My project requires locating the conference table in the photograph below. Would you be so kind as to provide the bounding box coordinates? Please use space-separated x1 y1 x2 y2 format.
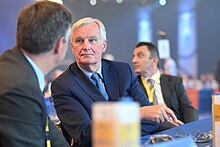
141 117 212 147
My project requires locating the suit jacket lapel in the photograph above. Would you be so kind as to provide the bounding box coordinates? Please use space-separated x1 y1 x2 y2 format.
102 61 119 101
160 74 172 107
137 75 149 98
70 62 106 102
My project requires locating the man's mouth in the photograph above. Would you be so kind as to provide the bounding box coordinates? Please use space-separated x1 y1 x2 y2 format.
81 54 93 56
133 65 139 69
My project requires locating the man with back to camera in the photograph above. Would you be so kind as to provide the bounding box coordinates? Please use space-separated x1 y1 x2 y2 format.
0 1 72 146
132 42 198 131
51 17 183 147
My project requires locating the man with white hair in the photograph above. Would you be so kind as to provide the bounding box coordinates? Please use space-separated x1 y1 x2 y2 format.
51 17 182 146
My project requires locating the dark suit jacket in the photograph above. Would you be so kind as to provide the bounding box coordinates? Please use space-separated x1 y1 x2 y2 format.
51 60 158 147
138 74 199 123
0 47 69 147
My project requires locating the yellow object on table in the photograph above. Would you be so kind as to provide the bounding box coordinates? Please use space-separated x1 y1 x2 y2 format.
92 101 140 147
212 94 220 147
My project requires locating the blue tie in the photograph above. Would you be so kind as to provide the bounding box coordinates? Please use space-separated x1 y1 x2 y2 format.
91 72 109 100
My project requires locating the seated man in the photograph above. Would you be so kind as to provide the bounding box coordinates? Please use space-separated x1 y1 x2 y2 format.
51 17 182 147
132 42 199 126
0 1 72 146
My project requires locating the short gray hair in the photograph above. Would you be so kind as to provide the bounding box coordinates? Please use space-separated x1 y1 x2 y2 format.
71 17 107 43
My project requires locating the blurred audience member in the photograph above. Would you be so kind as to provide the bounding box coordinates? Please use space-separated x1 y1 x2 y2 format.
102 53 115 61
44 69 64 123
185 73 218 90
44 69 64 97
199 73 218 90
214 56 220 91
182 74 190 88
163 57 178 76
207 73 218 90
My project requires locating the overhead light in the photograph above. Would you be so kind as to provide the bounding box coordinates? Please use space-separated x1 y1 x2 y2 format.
90 0 97 6
159 0 167 6
116 0 123 4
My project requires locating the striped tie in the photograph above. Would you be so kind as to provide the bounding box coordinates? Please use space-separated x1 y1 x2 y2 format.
91 72 109 100
147 79 154 90
147 79 158 105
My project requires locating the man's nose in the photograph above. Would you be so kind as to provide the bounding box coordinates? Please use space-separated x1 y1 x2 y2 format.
132 56 137 63
82 39 91 49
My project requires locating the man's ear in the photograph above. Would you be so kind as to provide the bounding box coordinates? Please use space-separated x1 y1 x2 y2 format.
102 40 107 53
151 56 158 64
54 36 65 54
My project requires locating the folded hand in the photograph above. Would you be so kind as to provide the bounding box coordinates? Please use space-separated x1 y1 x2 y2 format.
140 104 182 125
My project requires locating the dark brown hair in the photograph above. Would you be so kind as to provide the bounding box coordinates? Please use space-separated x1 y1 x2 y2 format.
16 1 72 54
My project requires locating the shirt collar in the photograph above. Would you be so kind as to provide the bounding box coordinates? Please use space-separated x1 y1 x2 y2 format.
145 70 161 83
23 54 45 92
79 63 103 79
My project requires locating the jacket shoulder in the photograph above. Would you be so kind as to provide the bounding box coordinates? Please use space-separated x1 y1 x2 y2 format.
161 74 182 81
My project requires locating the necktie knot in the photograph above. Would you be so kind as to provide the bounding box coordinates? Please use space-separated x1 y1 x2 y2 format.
91 72 100 84
147 78 154 90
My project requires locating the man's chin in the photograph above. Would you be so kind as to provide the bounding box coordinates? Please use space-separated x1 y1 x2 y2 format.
79 57 92 62
134 69 140 73
82 62 96 65
135 71 142 75
79 61 98 65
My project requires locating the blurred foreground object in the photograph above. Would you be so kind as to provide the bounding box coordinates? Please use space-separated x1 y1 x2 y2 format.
92 100 140 147
212 93 220 147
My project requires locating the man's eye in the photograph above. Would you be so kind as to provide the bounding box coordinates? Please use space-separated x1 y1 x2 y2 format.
138 53 144 58
75 39 83 43
89 38 97 43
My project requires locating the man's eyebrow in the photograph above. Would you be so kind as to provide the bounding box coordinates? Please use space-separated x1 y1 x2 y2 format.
89 36 97 38
137 51 144 54
74 37 83 40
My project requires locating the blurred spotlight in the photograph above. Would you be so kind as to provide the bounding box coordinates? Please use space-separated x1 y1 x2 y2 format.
90 0 97 6
36 0 64 5
159 0 167 6
116 0 123 4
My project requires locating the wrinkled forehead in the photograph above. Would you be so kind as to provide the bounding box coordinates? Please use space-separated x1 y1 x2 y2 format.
72 23 101 39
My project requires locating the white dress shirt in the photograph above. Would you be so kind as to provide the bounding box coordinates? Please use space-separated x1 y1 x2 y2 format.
146 71 166 105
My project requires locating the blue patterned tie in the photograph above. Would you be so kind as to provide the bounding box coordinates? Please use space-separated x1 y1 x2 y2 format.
91 72 109 100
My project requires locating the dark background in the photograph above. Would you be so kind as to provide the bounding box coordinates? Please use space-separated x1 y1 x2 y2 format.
0 0 219 77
